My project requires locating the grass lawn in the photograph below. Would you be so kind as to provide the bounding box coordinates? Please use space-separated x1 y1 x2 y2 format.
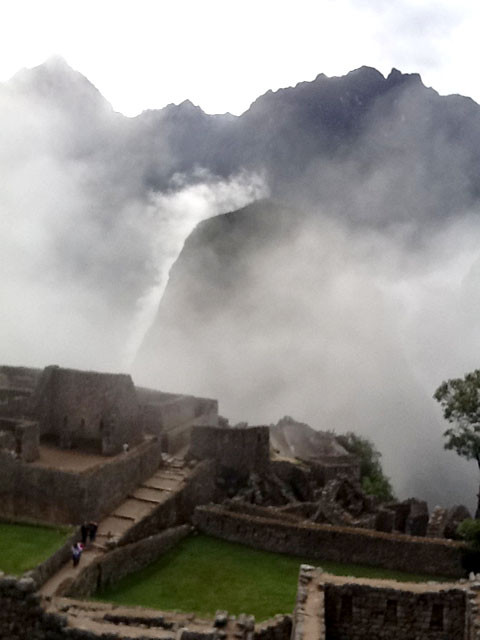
94 534 449 620
0 521 71 575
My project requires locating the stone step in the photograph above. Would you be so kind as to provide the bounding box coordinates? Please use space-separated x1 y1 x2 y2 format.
40 459 194 601
144 477 182 491
113 498 155 520
92 541 108 552
132 487 168 503
98 515 135 537
156 467 186 475
153 473 185 481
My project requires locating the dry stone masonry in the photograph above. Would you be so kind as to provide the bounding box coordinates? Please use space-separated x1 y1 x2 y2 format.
292 566 473 640
0 362 478 639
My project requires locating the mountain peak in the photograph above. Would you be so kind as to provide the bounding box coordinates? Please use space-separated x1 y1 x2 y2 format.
8 56 112 115
386 68 423 87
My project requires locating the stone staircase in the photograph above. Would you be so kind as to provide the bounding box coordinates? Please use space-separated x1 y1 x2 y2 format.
40 457 188 597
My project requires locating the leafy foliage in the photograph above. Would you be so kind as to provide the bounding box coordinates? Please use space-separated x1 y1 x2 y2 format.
434 370 480 468
457 518 480 547
456 518 480 573
336 432 395 501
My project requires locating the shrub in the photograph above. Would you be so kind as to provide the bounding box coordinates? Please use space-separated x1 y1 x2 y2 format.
456 518 480 574
337 432 395 501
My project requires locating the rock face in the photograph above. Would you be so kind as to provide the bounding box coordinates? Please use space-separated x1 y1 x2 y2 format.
135 66 480 393
270 416 349 461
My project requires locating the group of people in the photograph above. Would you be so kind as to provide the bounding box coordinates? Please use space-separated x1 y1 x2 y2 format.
71 521 98 567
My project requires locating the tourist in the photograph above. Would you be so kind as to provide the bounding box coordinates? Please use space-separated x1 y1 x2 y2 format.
88 521 98 544
71 542 84 567
80 522 89 545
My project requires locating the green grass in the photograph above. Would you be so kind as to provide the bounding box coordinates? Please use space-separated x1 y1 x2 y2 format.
0 521 71 575
94 534 449 620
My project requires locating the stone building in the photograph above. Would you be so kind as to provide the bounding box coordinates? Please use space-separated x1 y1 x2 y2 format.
31 366 142 455
0 363 219 524
188 425 270 480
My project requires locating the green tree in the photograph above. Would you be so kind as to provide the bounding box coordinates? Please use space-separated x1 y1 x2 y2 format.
336 432 395 501
456 518 480 572
434 370 480 518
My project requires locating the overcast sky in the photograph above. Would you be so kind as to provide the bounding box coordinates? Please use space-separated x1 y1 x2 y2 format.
1 0 479 115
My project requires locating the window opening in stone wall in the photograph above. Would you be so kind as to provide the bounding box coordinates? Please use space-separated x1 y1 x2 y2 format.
430 603 444 630
80 418 85 430
385 599 397 625
340 594 353 622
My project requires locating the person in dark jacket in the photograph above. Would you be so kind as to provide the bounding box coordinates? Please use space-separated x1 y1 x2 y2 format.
88 521 98 544
80 522 89 545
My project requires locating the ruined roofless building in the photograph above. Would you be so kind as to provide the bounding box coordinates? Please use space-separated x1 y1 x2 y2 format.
30 365 142 455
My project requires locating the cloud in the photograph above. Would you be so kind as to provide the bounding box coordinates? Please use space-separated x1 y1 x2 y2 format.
0 62 267 371
134 78 480 510
124 170 268 365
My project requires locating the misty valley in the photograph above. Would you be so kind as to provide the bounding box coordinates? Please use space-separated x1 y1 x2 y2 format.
3 60 480 516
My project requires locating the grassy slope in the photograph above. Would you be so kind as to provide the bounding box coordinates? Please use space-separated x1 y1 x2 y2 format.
95 534 448 620
0 521 71 575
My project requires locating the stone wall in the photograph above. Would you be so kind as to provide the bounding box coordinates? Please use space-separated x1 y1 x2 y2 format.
139 391 219 454
140 393 218 433
0 365 42 390
193 505 465 578
188 426 270 479
65 525 191 597
291 565 326 640
0 437 162 524
0 387 32 419
0 573 292 640
308 458 361 485
15 421 40 462
0 366 41 421
323 581 467 639
119 459 216 545
162 421 194 454
292 566 473 640
0 417 40 461
31 366 142 455
0 575 67 640
28 530 80 589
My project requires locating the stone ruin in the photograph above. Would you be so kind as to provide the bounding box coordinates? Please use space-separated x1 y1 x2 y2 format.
0 364 219 459
0 363 218 524
187 420 471 542
270 416 361 484
292 565 474 640
0 364 471 538
31 365 142 455
0 365 477 639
